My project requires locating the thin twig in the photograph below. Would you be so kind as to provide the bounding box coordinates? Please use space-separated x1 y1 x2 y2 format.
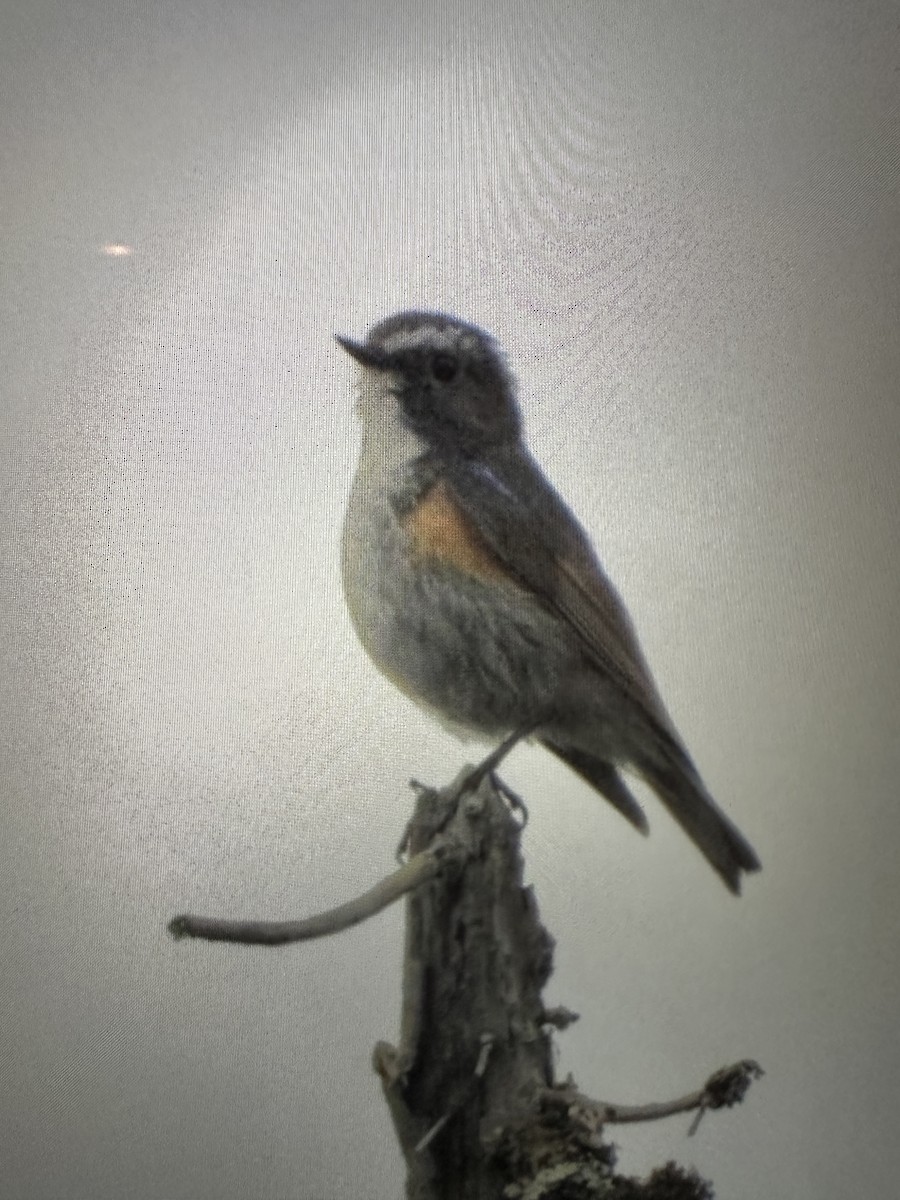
413 1033 497 1154
168 848 443 946
543 1060 762 1135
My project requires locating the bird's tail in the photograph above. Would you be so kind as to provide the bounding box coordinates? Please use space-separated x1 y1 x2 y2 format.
545 742 650 834
638 753 761 894
548 740 760 894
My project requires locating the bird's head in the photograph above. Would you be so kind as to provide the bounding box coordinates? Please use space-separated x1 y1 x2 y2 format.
337 311 521 455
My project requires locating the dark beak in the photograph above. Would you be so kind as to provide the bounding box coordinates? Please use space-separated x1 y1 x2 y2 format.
335 334 390 370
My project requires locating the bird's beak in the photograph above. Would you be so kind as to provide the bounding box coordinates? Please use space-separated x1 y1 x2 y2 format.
335 334 390 370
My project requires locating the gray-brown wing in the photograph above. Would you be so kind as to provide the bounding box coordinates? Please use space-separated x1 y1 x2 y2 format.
442 447 681 748
442 447 761 893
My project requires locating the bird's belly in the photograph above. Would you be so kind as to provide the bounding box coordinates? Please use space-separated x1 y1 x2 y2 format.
341 493 579 737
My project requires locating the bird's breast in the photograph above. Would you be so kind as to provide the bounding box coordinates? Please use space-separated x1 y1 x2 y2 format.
398 478 511 584
340 462 578 735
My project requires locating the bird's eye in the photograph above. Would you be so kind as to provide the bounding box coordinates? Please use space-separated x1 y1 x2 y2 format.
431 353 458 383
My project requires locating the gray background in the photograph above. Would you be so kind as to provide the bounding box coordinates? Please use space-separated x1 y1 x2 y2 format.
2 1 899 1197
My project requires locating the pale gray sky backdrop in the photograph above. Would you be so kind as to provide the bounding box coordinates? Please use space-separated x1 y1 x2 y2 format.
2 1 899 1197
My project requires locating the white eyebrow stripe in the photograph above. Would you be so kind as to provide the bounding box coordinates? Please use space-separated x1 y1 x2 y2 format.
380 327 457 355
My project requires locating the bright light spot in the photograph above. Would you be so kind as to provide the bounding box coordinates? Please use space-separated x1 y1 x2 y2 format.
101 243 134 257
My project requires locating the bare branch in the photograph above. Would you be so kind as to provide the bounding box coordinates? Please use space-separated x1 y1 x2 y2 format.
168 848 442 946
542 1060 764 1136
169 751 760 1197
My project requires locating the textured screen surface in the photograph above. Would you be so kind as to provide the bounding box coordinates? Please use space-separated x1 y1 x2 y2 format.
2 2 899 1198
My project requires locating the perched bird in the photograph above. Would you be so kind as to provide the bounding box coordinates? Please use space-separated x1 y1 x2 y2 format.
337 311 760 893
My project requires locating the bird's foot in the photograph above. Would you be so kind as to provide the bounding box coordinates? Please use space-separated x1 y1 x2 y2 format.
489 772 528 826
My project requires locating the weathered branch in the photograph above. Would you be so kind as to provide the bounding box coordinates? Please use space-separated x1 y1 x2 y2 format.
169 760 760 1197
368 772 760 1198
542 1059 764 1137
168 848 443 945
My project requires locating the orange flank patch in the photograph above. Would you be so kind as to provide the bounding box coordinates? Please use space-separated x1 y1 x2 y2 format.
402 480 511 582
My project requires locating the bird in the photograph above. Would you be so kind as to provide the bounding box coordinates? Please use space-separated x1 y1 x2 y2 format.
336 311 760 894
